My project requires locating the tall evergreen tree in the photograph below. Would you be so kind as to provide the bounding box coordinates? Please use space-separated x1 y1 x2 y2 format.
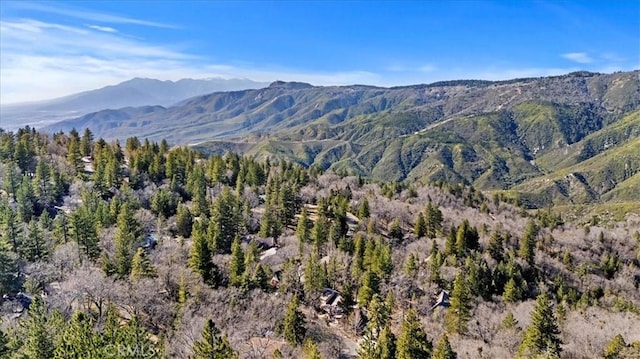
502 278 522 303
0 204 22 251
296 207 311 244
487 230 505 262
80 128 94 157
414 212 427 238
302 338 322 359
396 309 432 359
69 208 100 260
283 296 306 346
209 187 240 253
303 252 326 301
186 165 208 217
192 319 237 359
33 159 52 207
433 334 457 359
130 248 157 280
114 205 142 278
358 198 370 219
377 324 397 359
444 271 472 335
189 222 217 286
518 292 562 358
54 311 100 358
0 236 18 295
519 219 538 266
16 175 35 222
3 160 20 200
425 202 443 238
229 236 246 286
357 269 380 307
389 218 403 240
23 219 48 261
14 296 55 359
176 203 193 238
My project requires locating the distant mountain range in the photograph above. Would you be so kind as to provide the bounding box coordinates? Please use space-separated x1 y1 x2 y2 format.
0 77 269 130
40 70 640 208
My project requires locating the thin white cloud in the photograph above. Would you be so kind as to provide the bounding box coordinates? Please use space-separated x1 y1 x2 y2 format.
0 18 380 104
9 2 178 29
87 24 117 33
419 64 437 73
562 52 593 64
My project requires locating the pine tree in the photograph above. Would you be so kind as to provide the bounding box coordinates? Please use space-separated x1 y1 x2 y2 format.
130 248 157 280
303 252 327 302
54 311 100 358
69 208 100 260
114 205 142 278
283 296 306 346
302 339 322 359
377 324 397 359
444 227 456 257
425 202 443 238
252 264 269 290
389 218 403 240
444 271 472 335
351 233 365 278
3 160 20 200
193 319 237 359
414 212 426 238
0 204 22 252
311 216 328 255
404 253 418 277
502 277 521 303
16 296 55 359
603 334 627 359
519 219 538 266
66 132 83 175
80 128 94 157
0 236 18 295
357 269 380 307
433 334 457 359
186 165 208 217
118 316 159 359
209 187 240 253
454 220 478 257
229 236 246 286
189 222 217 286
16 175 35 222
358 198 370 219
487 230 504 262
176 203 193 238
297 207 311 243
33 159 52 207
358 294 395 358
396 309 432 359
518 292 562 358
23 219 48 261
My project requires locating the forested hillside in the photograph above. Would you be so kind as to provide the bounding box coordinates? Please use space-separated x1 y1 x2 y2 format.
41 71 640 210
1 126 639 358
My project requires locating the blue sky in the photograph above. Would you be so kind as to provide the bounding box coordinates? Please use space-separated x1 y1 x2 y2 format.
1 0 638 104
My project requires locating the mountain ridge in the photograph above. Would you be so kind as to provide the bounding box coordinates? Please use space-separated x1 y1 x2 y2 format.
40 70 640 208
0 77 270 130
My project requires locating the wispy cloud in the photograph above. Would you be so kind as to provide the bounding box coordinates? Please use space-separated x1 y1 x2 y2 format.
562 52 593 64
87 24 117 33
10 2 178 29
419 64 437 73
0 17 379 104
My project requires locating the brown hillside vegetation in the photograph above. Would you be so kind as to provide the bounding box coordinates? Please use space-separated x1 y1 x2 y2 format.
1 127 639 358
